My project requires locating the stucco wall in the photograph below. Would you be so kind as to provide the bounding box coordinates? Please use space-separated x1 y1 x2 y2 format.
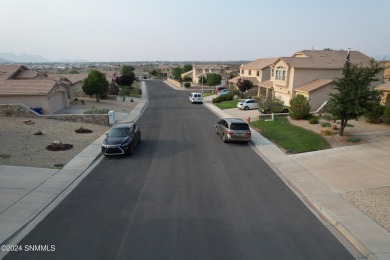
166 78 181 88
294 84 335 111
0 96 51 114
0 104 109 125
290 68 340 92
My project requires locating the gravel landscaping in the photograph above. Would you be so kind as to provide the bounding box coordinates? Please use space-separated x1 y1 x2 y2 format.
0 116 109 169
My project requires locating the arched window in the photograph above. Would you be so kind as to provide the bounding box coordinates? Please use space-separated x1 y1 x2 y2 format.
275 66 286 81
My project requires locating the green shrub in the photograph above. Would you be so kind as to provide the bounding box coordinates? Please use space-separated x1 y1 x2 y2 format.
321 113 334 121
347 137 361 143
383 107 390 124
184 82 191 88
364 104 385 124
212 93 233 103
309 117 319 124
289 94 311 119
321 122 331 127
83 108 109 114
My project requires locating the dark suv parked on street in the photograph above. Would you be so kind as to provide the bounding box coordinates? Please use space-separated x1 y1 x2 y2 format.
101 122 141 156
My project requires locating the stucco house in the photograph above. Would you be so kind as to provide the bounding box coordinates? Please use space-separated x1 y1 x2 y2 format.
191 64 232 86
158 65 176 78
381 61 390 83
0 65 71 114
229 58 277 95
259 50 376 111
376 81 390 106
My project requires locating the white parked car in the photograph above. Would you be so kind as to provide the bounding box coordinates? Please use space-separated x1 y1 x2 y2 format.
237 99 259 110
189 92 203 104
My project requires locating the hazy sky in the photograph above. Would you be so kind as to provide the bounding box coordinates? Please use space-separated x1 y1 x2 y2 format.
1 0 389 61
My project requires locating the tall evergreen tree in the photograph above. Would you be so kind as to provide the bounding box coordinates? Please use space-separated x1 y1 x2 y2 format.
327 60 382 135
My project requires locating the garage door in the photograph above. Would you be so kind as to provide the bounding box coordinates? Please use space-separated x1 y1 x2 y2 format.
49 92 66 113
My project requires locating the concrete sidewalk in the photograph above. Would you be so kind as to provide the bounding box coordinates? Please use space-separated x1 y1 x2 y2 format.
1 82 390 259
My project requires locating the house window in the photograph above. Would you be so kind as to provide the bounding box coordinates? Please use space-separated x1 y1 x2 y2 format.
271 68 274 77
256 71 260 76
275 66 286 81
241 70 244 74
249 70 251 76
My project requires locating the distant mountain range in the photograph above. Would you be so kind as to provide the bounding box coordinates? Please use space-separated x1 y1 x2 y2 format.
0 52 89 63
0 52 50 63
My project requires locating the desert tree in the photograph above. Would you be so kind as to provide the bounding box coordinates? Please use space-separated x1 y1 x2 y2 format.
82 70 109 102
236 78 254 93
327 59 383 135
206 73 222 86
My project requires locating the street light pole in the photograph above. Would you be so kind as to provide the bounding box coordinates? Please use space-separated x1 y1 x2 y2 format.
201 73 204 95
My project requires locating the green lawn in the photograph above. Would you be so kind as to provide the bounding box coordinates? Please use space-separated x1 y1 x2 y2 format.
215 100 240 109
250 117 329 153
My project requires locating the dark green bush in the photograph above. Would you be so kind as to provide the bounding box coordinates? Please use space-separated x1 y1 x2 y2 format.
309 117 319 124
364 104 385 124
184 82 191 88
212 93 233 103
383 107 390 124
321 122 331 127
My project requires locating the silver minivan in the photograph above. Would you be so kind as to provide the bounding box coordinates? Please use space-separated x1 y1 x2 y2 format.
189 92 203 104
215 118 251 143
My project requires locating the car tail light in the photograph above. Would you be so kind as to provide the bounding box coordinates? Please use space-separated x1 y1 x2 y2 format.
246 132 251 135
227 131 234 135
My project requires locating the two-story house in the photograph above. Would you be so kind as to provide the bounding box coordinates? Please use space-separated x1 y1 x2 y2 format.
229 58 277 95
259 50 375 110
192 64 230 85
158 64 176 78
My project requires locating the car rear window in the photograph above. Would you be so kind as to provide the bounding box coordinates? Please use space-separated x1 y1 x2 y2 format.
230 123 249 130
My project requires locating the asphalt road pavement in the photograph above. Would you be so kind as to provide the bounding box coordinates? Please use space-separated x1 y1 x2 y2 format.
5 80 353 260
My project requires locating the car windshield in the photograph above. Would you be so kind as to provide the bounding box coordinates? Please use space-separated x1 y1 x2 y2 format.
108 128 129 137
230 123 249 130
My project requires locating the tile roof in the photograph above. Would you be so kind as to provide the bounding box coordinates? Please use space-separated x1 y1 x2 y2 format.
229 76 260 85
277 50 372 69
375 81 390 91
50 73 88 84
295 79 333 93
259 79 273 88
0 65 26 80
241 58 277 70
0 65 58 96
0 79 56 95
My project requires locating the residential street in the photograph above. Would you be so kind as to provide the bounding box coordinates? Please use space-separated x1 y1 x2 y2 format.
5 80 353 260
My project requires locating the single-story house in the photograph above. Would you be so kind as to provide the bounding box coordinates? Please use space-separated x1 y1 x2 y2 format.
0 65 70 114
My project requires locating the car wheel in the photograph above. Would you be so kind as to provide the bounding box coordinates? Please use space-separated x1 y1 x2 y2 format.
215 127 219 135
128 144 134 155
222 134 228 143
137 133 141 144
244 106 249 110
